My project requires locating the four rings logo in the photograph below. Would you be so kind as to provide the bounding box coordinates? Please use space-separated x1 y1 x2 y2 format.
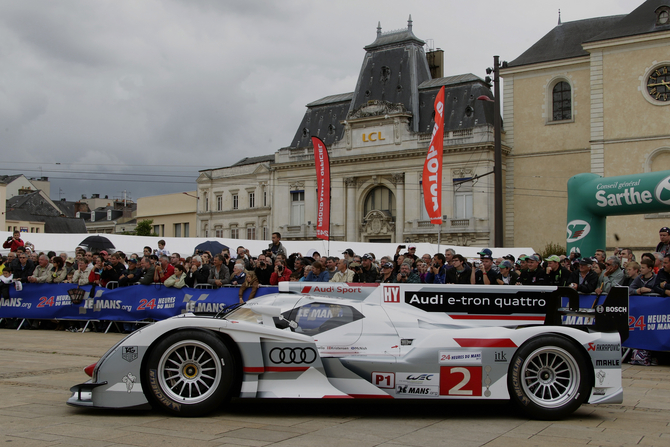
269 347 317 364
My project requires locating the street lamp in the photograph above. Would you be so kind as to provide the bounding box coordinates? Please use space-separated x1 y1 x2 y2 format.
478 55 505 248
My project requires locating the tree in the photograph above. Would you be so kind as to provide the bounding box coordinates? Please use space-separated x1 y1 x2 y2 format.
135 219 158 237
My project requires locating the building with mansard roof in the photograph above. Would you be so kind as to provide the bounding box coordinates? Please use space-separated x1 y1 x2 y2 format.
196 18 503 245
500 0 670 254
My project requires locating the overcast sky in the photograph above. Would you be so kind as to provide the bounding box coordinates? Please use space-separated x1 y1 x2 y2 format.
0 0 635 203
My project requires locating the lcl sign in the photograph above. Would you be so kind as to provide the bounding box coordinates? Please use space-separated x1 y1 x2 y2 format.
362 132 386 142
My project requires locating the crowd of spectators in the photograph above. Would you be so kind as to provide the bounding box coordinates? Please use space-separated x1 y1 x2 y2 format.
2 228 670 362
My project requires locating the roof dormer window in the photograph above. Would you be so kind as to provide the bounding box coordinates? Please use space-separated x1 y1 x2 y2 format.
656 6 670 26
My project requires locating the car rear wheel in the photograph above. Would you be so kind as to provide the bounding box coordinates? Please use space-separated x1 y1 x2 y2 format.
143 330 236 416
508 335 590 420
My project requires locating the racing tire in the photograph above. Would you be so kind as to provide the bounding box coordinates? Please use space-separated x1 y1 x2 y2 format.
143 330 236 416
507 335 590 420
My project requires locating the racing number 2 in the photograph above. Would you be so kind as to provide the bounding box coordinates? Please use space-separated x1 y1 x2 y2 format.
439 366 482 396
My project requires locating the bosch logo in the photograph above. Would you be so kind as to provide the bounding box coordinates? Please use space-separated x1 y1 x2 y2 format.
269 347 317 364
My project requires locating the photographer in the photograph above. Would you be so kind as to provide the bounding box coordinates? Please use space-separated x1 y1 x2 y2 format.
254 254 273 285
269 259 292 285
393 262 420 283
102 253 125 284
425 253 448 284
3 231 24 252
471 249 498 285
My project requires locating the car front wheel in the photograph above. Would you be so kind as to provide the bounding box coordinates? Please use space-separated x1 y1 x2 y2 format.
143 330 236 416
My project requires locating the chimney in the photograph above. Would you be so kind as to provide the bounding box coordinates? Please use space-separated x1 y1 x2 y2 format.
426 49 444 79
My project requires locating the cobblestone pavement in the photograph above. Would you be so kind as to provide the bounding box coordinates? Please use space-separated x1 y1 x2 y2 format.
0 329 668 447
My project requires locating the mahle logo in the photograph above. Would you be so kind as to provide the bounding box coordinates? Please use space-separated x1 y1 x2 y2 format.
566 220 590 243
655 175 670 205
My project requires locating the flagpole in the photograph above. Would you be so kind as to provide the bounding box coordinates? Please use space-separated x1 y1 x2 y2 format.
437 224 441 253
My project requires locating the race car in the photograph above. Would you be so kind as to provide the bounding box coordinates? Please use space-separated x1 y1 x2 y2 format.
68 282 629 420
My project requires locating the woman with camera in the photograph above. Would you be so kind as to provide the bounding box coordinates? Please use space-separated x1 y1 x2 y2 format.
47 256 68 283
270 259 292 285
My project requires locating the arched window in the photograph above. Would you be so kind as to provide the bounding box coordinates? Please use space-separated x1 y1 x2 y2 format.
552 81 572 121
364 186 396 217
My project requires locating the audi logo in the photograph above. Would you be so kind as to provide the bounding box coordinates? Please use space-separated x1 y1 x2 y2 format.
269 347 317 364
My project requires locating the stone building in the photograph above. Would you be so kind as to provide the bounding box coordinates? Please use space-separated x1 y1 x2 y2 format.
500 0 670 253
197 19 502 244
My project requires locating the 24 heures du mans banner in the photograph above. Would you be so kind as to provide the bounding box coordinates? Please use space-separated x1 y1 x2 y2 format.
312 136 331 240
422 86 445 224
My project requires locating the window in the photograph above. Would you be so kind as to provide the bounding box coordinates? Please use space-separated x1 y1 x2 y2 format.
263 225 268 240
263 191 267 207
249 192 255 208
247 226 256 240
216 195 222 211
453 178 473 219
282 303 364 336
184 222 190 237
364 186 396 217
291 191 305 225
174 223 181 237
215 228 223 238
230 227 239 239
232 194 238 210
204 192 209 212
204 224 209 237
552 81 571 121
153 225 160 235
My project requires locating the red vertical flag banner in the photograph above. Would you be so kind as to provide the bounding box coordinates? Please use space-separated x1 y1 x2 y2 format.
422 86 445 224
311 136 331 240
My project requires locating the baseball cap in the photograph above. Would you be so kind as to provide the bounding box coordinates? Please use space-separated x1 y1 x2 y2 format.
527 255 541 262
362 253 374 261
408 244 416 249
544 255 561 262
503 254 515 261
349 262 361 268
382 262 394 269
660 227 670 234
128 258 137 264
66 257 75 264
500 260 513 269
477 248 493 257
99 250 108 256
578 258 591 266
342 248 354 256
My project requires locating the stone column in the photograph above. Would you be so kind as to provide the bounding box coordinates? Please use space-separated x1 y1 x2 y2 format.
345 177 356 241
392 173 405 243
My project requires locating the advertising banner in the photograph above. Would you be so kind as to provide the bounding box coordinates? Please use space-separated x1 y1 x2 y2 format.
312 136 331 240
422 86 445 224
0 284 278 321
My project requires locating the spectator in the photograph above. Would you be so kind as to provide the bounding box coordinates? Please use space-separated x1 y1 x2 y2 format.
594 249 606 264
330 258 355 282
630 258 656 295
341 248 355 265
3 230 24 252
425 253 448 284
655 227 670 257
143 246 152 257
305 261 329 282
358 253 379 283
405 245 418 263
496 260 519 285
569 258 599 294
170 253 181 267
208 254 230 288
165 264 187 289
378 262 395 283
471 249 498 285
270 259 291 285
201 252 212 266
443 248 455 268
185 255 209 287
300 265 312 281
420 253 432 267
268 232 287 258
595 256 624 295
239 271 259 303
47 257 67 284
11 251 33 283
139 256 157 285
622 261 640 288
235 246 253 270
569 247 581 262
652 254 670 297
1 268 14 300
102 253 125 285
118 258 141 287
444 255 470 284
65 257 76 275
545 255 571 287
88 256 104 286
230 263 246 286
28 255 52 284
518 255 547 285
620 248 635 265
254 254 273 285
155 239 170 257
416 261 429 283
154 255 175 284
393 262 420 283
516 255 528 276
72 260 91 286
325 257 338 280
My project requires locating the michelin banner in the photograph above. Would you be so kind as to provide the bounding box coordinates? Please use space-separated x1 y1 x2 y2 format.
0 284 278 321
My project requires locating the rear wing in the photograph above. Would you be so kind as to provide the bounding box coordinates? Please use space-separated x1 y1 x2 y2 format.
545 286 629 342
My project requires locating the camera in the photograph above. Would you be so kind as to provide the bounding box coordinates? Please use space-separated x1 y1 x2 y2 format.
6 236 13 242
277 265 283 272
432 263 439 269
104 261 112 267
398 245 406 249
401 272 407 278
474 260 482 268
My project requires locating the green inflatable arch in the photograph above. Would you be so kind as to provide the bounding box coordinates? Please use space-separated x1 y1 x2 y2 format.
567 171 670 257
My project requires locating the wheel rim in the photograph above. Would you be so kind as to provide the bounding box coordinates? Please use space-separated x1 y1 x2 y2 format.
157 340 222 404
520 346 580 408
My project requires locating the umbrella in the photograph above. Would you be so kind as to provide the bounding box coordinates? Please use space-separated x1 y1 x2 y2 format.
78 235 115 252
194 241 229 255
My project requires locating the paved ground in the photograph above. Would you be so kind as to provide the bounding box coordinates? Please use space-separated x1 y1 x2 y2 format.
0 329 669 447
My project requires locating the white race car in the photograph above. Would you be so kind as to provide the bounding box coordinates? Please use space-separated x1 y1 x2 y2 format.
68 283 628 420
